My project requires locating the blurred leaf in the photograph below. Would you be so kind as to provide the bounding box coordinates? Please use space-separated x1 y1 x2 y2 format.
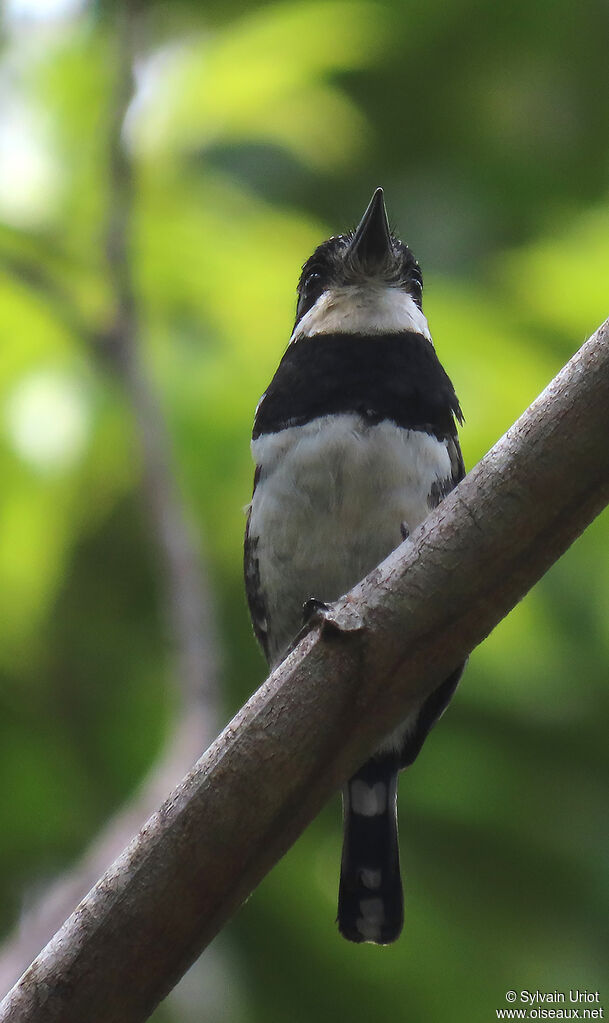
498 204 609 341
126 2 386 168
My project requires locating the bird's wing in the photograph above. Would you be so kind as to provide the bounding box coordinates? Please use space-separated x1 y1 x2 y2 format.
243 468 270 660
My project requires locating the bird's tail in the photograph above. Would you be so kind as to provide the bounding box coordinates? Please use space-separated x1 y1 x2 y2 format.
337 755 403 944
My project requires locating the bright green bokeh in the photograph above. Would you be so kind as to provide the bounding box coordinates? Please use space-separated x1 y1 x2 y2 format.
0 1 607 1020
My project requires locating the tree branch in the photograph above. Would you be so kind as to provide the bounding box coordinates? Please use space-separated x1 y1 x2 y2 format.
1 317 608 1023
101 1 220 715
0 2 220 996
0 712 211 997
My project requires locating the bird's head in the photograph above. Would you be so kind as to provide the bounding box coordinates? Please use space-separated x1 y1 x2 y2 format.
292 188 428 342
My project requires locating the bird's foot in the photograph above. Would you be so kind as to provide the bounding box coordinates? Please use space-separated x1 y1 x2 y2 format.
303 597 364 638
302 597 333 625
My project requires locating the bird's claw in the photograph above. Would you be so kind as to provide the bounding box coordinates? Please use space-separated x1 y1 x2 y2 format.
303 597 364 637
302 597 333 625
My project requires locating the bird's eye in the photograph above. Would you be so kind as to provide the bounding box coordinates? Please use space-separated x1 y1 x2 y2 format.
408 268 423 308
305 271 322 293
409 268 423 298
295 270 324 324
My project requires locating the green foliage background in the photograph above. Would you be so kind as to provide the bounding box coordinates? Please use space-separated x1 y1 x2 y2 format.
0 0 608 1019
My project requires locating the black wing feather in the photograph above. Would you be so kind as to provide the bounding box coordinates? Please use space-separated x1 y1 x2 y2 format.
244 466 270 659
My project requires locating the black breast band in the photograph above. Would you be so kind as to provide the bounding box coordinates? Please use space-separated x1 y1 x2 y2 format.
253 332 463 441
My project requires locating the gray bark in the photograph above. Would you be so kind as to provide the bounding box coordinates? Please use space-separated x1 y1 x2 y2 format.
1 319 608 1023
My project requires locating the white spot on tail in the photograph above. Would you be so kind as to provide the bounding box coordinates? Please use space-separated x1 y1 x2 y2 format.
356 897 386 941
350 780 387 816
360 868 382 889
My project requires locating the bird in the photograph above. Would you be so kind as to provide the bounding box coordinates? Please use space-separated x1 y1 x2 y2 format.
244 187 465 944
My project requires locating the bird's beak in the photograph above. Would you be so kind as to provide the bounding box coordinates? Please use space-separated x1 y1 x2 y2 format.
348 187 392 268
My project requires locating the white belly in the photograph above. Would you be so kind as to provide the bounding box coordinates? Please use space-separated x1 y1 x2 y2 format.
249 413 452 667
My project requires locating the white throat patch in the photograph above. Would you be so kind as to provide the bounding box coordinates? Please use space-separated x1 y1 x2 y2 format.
291 284 431 343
